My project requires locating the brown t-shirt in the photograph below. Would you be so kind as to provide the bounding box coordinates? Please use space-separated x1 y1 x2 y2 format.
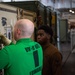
42 43 62 75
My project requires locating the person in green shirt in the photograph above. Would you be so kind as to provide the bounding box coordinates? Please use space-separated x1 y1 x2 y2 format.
0 19 43 75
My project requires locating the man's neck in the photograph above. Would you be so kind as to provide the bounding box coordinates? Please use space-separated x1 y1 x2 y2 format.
41 42 50 49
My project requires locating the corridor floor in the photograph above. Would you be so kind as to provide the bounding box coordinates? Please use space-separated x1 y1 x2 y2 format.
60 42 75 75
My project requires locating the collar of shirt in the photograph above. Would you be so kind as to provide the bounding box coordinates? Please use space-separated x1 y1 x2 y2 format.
16 38 32 44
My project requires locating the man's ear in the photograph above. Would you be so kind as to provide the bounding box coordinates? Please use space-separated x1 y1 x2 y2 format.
17 29 21 35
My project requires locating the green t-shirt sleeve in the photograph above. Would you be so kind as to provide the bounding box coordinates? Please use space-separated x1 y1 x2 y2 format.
0 48 9 69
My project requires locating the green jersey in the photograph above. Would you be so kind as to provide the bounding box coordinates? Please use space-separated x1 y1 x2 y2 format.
0 38 43 75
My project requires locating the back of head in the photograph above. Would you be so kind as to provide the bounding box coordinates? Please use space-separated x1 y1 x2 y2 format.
14 19 34 40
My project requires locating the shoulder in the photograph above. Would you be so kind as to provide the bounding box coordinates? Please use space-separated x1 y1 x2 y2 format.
0 45 14 56
49 44 58 50
34 42 42 48
50 44 62 59
46 44 58 53
46 44 62 58
1 44 16 52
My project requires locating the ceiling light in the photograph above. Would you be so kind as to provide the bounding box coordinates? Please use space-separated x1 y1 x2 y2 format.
72 11 74 13
69 9 72 12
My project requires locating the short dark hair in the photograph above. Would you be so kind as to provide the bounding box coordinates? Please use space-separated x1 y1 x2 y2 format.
38 25 53 37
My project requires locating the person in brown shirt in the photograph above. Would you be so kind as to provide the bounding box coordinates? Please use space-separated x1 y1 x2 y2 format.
37 25 62 75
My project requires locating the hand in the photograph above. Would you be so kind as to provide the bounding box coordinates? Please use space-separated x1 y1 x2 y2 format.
0 34 11 46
